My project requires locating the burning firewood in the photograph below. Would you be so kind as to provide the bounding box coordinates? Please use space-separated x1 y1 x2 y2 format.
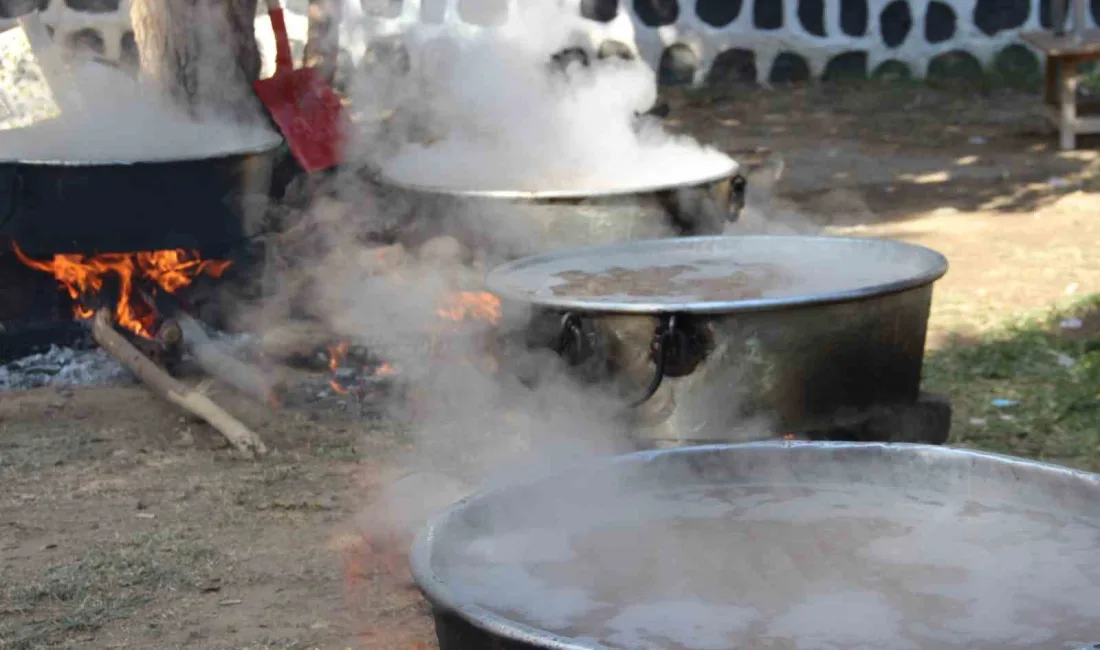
175 312 285 407
91 308 267 458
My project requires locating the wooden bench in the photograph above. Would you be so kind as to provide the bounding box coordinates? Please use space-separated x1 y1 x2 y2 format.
1021 29 1100 150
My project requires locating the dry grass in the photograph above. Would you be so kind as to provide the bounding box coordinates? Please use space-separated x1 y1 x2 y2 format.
0 532 220 650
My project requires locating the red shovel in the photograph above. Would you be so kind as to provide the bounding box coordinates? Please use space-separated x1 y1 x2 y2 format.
253 0 343 172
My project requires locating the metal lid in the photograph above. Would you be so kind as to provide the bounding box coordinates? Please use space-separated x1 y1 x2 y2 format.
485 235 949 314
377 157 739 200
411 442 1100 650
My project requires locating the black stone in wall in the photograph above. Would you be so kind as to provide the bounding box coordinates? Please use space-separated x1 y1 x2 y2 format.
62 0 119 10
120 30 139 68
840 0 868 36
67 27 104 54
823 51 868 80
993 43 1041 88
880 0 912 48
707 48 757 84
598 40 634 60
798 0 826 36
0 0 47 18
754 0 783 29
658 43 697 85
581 0 618 23
634 0 678 26
925 1 957 44
697 0 742 27
1038 0 1069 28
928 50 984 82
975 0 1029 35
771 52 811 83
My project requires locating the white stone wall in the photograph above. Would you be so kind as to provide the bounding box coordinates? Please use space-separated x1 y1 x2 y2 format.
355 0 1083 82
0 0 312 78
0 0 1085 82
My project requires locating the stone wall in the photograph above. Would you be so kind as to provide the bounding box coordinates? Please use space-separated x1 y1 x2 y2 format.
0 0 309 78
0 0 1090 84
359 0 1084 84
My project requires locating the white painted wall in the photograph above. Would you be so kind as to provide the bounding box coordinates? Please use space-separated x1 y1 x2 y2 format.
0 0 1086 81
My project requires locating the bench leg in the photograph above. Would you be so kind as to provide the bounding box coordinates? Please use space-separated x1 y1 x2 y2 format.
1060 60 1078 151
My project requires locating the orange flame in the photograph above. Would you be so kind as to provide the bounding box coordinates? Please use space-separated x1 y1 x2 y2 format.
328 340 350 394
436 291 501 324
374 361 396 376
13 243 230 339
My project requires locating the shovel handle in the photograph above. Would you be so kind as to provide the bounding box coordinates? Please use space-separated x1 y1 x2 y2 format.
265 0 294 75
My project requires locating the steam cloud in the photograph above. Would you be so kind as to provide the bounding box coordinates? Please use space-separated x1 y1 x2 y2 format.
0 9 278 163
345 0 735 192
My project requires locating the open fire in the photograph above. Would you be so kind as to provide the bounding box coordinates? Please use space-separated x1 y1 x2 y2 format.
325 290 501 395
436 291 502 324
12 243 232 339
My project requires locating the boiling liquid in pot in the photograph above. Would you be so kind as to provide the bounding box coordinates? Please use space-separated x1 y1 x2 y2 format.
437 484 1100 650
549 263 790 302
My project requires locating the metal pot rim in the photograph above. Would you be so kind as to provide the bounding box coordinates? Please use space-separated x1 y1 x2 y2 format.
484 234 949 314
409 441 1100 650
375 158 739 200
0 133 285 167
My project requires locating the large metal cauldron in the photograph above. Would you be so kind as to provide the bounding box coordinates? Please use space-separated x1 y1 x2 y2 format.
0 137 283 256
411 441 1100 650
486 235 950 446
374 163 746 254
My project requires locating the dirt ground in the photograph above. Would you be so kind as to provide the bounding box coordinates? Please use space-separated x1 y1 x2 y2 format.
2 81 1099 650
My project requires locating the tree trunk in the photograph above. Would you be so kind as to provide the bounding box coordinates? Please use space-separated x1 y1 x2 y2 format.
130 0 264 125
305 0 342 84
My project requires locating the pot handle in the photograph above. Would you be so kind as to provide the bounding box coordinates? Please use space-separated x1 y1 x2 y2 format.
628 314 680 407
553 312 689 408
0 171 22 233
553 312 588 366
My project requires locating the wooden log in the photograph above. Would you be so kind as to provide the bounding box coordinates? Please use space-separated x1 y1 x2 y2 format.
91 309 267 458
176 312 285 407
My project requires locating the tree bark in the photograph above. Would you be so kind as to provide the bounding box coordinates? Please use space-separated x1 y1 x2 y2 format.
305 0 342 84
130 0 264 124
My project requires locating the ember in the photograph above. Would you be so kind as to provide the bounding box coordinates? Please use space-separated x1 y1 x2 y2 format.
436 291 501 324
326 342 398 396
12 243 231 339
328 340 350 394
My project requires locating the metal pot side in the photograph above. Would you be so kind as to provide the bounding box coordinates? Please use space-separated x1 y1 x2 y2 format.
603 284 937 444
0 140 283 256
374 168 746 254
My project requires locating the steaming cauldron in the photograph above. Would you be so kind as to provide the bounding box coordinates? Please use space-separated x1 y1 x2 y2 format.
0 136 283 256
487 235 950 446
411 441 1100 650
373 163 746 254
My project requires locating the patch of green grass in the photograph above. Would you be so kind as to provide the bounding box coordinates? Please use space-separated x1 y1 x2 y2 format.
924 295 1100 471
0 532 219 650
